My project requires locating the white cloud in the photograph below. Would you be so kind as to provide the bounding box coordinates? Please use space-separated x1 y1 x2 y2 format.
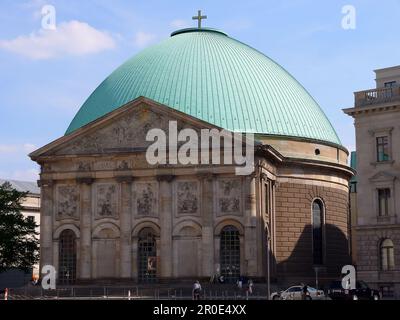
170 19 190 29
133 31 156 48
0 20 116 60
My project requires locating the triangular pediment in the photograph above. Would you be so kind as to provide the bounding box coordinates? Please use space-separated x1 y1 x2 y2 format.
369 171 397 182
30 97 223 160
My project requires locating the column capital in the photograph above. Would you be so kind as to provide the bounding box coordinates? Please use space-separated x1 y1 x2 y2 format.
76 177 94 185
249 171 260 180
156 174 176 183
37 179 54 188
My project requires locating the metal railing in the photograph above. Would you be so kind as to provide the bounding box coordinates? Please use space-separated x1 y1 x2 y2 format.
354 86 400 107
3 286 268 300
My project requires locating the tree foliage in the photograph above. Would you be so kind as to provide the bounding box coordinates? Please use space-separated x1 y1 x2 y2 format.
0 182 39 273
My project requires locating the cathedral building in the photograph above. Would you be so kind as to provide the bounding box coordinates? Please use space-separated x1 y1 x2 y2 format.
30 26 352 286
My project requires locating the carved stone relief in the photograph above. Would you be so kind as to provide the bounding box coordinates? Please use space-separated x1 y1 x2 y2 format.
55 109 166 155
56 185 79 219
135 182 158 216
117 159 131 171
95 184 118 219
218 179 241 215
76 161 91 172
176 181 199 215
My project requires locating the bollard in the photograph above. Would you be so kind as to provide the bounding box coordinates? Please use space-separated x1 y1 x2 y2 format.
4 288 8 300
128 290 131 301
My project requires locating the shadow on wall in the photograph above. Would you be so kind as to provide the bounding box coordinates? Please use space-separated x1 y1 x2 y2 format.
275 224 351 288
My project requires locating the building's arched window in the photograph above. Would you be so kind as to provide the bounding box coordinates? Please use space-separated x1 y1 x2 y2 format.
312 200 324 265
59 229 77 284
220 225 240 283
138 228 157 283
381 239 395 271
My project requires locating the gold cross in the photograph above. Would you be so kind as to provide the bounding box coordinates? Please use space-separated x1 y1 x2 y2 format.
192 10 207 28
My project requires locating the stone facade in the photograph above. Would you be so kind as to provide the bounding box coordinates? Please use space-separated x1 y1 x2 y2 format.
344 66 400 298
31 97 352 286
275 181 350 282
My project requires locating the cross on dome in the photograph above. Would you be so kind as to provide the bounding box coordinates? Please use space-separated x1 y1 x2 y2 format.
192 10 207 28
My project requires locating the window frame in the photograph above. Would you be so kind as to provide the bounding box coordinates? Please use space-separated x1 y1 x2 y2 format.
311 198 325 266
377 188 391 216
376 136 390 162
369 128 394 165
380 239 395 271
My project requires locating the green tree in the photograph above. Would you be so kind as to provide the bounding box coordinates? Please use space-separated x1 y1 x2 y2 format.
0 181 39 273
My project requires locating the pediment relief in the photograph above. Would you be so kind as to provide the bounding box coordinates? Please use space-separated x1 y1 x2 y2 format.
37 99 209 157
369 171 397 182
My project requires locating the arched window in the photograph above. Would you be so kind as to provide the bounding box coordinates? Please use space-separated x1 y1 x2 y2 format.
220 226 240 283
381 239 395 271
59 230 77 284
138 228 157 283
312 200 324 265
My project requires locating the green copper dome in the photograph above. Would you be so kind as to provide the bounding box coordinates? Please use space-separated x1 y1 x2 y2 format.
66 28 341 145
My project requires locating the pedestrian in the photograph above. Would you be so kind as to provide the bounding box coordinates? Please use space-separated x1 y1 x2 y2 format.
248 279 254 295
237 276 243 290
192 280 202 300
302 284 309 300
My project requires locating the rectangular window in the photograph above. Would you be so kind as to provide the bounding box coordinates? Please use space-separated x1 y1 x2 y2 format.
384 81 397 88
378 188 390 216
265 182 270 215
376 136 389 162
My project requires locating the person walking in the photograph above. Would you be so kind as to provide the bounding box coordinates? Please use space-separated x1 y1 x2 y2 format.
192 280 202 300
302 284 309 300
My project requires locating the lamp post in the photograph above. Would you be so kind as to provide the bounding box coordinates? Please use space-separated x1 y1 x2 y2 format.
267 236 271 300
266 225 271 300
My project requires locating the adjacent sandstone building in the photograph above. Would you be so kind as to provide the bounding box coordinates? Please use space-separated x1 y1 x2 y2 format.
30 27 352 286
344 66 400 298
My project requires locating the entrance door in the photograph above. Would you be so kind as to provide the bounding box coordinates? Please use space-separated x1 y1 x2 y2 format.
97 240 116 278
138 228 157 283
177 239 198 277
59 230 77 284
220 226 240 283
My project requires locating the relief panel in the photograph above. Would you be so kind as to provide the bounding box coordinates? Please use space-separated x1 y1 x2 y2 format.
94 183 119 219
134 182 158 217
217 178 242 216
56 185 80 220
175 181 200 216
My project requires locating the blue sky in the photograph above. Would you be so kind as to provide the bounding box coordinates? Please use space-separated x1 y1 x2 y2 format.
0 0 399 181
